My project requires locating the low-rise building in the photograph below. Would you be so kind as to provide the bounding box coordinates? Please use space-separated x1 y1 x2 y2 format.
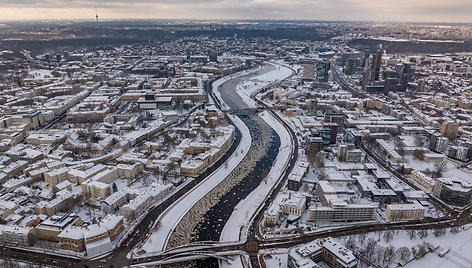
36 213 81 242
58 214 125 255
35 190 81 216
386 202 425 221
410 170 436 192
84 214 124 257
67 164 108 184
433 177 472 207
281 193 306 217
58 226 86 252
0 225 37 247
288 237 357 268
121 184 172 221
0 200 20 220
101 190 130 214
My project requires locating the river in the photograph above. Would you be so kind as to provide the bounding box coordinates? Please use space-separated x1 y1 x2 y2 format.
192 64 281 267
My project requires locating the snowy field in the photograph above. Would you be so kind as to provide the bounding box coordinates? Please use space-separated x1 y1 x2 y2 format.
261 248 290 268
404 155 472 182
260 226 472 268
338 225 472 268
28 69 55 79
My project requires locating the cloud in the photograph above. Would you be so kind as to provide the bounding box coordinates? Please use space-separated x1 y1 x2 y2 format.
0 0 470 23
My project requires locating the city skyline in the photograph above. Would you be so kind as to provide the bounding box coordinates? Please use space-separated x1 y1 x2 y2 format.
0 6 472 267
0 0 472 23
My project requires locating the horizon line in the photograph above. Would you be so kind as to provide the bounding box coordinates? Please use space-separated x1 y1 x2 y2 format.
1 18 471 26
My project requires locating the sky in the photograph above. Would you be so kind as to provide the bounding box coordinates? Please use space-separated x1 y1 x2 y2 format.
0 0 471 23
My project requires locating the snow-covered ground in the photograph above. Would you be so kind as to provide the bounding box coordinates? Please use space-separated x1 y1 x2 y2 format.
137 66 262 254
138 60 294 260
404 155 472 182
259 226 472 268
138 114 251 253
253 61 293 83
338 225 472 268
28 69 55 79
220 61 294 268
261 248 290 268
219 110 292 243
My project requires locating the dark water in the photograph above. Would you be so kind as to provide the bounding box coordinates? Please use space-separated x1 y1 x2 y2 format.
193 64 281 268
196 118 280 241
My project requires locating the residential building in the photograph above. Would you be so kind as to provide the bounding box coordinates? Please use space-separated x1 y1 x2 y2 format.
288 237 357 268
386 202 425 221
433 177 472 207
440 121 459 139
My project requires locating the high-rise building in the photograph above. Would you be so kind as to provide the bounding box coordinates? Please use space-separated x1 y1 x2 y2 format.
186 49 191 61
440 121 460 139
448 146 470 161
316 60 330 83
339 53 352 67
362 48 371 68
396 62 415 90
433 178 472 207
430 134 449 153
464 142 472 160
361 68 372 91
303 63 316 80
208 50 218 62
337 144 348 162
346 57 360 75
436 137 449 153
308 99 318 116
370 46 383 81
307 136 324 154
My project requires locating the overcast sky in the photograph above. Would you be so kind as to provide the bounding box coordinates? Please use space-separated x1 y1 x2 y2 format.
0 0 471 23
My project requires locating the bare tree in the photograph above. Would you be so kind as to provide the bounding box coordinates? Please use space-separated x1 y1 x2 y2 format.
260 169 270 184
383 230 394 243
450 226 461 234
413 149 425 160
317 168 327 180
411 246 417 258
364 134 377 148
314 151 325 169
408 229 417 240
345 236 356 250
433 228 446 237
414 135 425 147
383 245 396 265
112 182 118 193
396 246 411 262
432 162 447 178
365 238 378 260
418 229 428 239
417 242 428 257
397 143 406 156
357 233 367 246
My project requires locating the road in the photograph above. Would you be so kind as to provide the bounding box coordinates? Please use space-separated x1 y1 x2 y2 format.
132 62 472 267
0 63 250 268
331 64 454 215
131 208 470 266
6 62 470 268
